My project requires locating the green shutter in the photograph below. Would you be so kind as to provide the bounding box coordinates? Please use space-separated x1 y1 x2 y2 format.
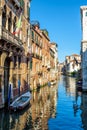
27 6 30 19
30 61 32 70
20 0 24 8
32 31 34 40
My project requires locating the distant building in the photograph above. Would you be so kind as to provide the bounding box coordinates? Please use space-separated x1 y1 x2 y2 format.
65 54 81 75
58 62 65 74
50 43 59 81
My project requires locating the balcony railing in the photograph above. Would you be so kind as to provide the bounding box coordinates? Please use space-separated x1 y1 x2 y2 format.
2 27 23 46
32 53 42 60
5 0 23 16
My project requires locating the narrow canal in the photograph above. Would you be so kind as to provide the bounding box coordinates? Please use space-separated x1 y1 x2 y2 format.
0 76 87 130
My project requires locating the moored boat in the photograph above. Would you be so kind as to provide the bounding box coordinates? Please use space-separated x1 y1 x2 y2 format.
76 80 82 85
76 85 82 92
9 91 32 111
51 80 56 85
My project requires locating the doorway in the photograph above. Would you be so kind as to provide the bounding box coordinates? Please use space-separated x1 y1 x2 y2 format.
4 57 10 107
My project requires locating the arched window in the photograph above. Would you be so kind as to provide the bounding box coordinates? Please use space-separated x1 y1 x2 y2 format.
13 16 17 33
8 11 12 32
2 5 6 27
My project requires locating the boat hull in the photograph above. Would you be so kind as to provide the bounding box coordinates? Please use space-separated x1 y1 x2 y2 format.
9 91 32 111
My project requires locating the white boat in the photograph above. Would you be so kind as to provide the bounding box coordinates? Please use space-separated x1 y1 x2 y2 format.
9 91 32 111
51 80 56 85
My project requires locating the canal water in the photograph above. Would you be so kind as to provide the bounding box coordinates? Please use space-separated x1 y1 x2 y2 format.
0 76 87 130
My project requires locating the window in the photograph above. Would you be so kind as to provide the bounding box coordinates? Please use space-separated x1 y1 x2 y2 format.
27 28 28 39
86 12 87 16
0 75 2 92
20 0 25 13
27 2 30 20
18 57 21 68
30 60 32 70
13 16 16 33
32 31 34 40
13 74 16 88
8 12 12 32
2 5 6 28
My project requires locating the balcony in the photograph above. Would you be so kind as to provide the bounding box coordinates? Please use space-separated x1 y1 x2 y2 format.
6 0 20 7
5 0 23 16
1 27 22 46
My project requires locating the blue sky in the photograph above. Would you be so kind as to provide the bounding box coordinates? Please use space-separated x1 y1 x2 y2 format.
30 0 87 63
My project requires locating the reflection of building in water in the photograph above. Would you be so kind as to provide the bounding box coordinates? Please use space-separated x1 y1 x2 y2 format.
0 110 9 130
9 108 33 130
0 84 58 130
64 77 76 97
29 85 58 129
49 84 58 118
81 93 87 129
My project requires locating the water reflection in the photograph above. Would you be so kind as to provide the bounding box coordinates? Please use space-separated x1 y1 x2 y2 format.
0 110 10 130
48 76 83 130
64 76 82 117
1 76 87 130
0 83 58 130
29 86 58 130
64 76 76 97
